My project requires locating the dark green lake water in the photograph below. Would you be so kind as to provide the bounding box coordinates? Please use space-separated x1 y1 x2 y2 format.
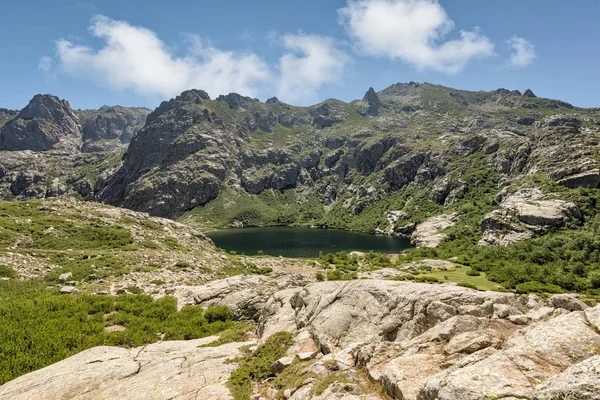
206 227 412 258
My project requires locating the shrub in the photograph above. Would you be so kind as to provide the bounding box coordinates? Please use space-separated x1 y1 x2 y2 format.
174 261 192 269
515 281 564 294
590 271 600 289
315 272 324 281
204 305 233 323
466 269 481 276
124 286 143 294
149 279 166 285
414 276 440 284
228 331 294 400
0 264 16 278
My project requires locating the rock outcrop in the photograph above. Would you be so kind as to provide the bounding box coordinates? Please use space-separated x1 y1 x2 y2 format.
362 87 384 116
480 188 581 246
412 213 459 248
0 94 82 152
0 337 254 400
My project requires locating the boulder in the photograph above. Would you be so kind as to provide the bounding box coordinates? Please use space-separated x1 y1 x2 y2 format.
548 294 589 311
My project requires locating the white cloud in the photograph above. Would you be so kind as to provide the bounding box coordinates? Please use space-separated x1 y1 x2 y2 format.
50 15 350 104
507 36 536 67
54 15 271 99
277 33 351 103
38 56 53 72
338 0 494 73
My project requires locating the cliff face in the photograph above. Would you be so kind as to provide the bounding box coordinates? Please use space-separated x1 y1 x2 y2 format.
77 105 150 152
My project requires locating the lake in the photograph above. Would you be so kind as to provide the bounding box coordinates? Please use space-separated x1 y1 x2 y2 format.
206 226 413 258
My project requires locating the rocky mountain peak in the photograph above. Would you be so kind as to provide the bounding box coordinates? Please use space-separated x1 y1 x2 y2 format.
0 94 82 152
522 88 537 98
362 87 384 116
18 94 76 121
216 93 260 109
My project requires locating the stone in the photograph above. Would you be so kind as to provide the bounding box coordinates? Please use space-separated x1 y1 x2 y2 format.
260 280 524 353
271 356 294 374
57 272 72 282
60 286 76 294
507 314 530 325
548 293 589 311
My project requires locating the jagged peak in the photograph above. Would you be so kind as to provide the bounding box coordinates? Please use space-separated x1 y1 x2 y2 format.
18 94 76 121
216 93 260 109
265 97 280 104
362 87 384 116
522 89 537 98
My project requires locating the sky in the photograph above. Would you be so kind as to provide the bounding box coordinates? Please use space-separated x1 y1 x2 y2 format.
1 0 599 110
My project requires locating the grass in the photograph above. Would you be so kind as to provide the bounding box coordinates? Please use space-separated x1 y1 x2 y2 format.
411 265 504 291
0 279 235 385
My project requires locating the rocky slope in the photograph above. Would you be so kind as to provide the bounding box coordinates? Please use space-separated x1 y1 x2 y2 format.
2 277 599 400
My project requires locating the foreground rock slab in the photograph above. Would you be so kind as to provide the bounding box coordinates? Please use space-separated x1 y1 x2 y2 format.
0 337 254 400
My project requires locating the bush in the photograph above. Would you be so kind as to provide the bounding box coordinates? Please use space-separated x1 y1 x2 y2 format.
124 286 143 294
466 269 481 276
174 261 192 269
0 264 16 278
228 331 294 400
590 271 600 289
204 305 233 323
515 281 564 294
315 272 325 281
414 276 440 284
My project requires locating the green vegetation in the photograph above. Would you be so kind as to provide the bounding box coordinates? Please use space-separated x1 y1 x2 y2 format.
227 331 294 400
0 280 235 385
316 251 394 281
0 264 16 278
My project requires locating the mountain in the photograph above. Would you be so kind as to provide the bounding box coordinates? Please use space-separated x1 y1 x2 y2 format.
0 95 150 201
77 105 150 152
2 82 600 288
0 94 82 152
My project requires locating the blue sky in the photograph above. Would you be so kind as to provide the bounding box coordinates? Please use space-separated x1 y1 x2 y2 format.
1 0 599 110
